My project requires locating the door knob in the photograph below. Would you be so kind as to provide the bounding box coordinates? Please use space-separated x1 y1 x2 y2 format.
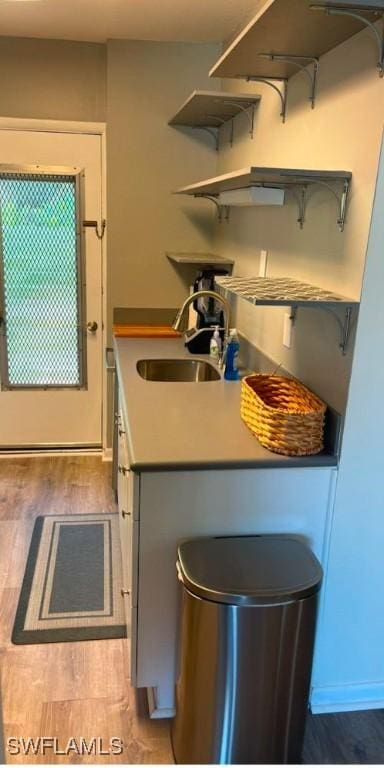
87 321 98 333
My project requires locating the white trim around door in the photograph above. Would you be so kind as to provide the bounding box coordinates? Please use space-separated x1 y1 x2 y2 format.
0 117 108 453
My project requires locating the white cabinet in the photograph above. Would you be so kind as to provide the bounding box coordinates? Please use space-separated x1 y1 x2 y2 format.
116 407 139 684
137 467 336 717
116 398 337 718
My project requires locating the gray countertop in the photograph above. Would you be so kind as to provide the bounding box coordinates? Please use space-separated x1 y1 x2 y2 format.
114 337 338 472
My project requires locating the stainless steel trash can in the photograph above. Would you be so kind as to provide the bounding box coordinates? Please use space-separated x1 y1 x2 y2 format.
171 535 322 765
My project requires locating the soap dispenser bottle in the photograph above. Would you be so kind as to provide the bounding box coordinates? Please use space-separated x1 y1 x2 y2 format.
224 329 240 381
209 326 222 361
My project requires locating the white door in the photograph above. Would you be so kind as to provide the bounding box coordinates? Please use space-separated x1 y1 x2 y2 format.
0 129 103 448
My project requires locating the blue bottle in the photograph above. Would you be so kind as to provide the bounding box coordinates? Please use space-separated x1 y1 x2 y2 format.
224 328 240 381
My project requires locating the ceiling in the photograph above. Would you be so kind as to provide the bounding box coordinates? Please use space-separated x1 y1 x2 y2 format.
0 0 261 44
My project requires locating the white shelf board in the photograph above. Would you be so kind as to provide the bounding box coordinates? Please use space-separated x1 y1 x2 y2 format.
166 252 234 266
168 90 261 128
215 275 358 308
209 0 383 80
174 166 352 196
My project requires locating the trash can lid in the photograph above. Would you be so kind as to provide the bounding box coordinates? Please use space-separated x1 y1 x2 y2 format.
177 535 322 606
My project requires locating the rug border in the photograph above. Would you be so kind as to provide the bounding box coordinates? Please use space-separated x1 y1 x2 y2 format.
12 514 127 645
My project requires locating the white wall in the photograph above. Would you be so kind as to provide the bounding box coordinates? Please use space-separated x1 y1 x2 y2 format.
106 40 220 330
212 25 384 412
311 133 384 713
0 37 106 122
104 40 220 444
206 22 384 713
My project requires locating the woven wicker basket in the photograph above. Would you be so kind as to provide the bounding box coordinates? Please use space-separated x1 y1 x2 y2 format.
241 374 326 456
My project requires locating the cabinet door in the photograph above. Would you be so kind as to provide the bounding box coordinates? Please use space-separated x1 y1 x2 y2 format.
116 404 139 684
117 412 132 613
137 467 336 716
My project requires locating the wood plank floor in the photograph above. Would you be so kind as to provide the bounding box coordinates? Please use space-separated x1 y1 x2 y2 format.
0 456 383 765
0 456 172 765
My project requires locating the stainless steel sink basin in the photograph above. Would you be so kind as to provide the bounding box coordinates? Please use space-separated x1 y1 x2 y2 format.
136 358 221 382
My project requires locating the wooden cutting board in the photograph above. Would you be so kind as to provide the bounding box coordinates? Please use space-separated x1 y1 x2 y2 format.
113 323 182 338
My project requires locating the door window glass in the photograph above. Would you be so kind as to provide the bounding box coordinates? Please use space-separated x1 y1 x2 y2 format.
0 170 85 389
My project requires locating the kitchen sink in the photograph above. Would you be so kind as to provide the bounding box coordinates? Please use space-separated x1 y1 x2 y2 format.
136 358 221 382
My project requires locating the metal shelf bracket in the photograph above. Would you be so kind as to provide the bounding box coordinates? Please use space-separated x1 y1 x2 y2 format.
201 103 256 149
193 102 256 151
187 177 351 231
319 305 354 355
230 118 234 147
256 176 350 230
258 54 320 108
290 186 308 229
290 305 354 354
192 126 219 151
274 177 350 231
340 306 353 355
244 75 288 122
194 194 230 223
310 4 384 77
308 177 351 232
222 100 256 139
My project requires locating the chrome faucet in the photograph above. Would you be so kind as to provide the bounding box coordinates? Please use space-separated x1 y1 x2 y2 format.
172 289 231 364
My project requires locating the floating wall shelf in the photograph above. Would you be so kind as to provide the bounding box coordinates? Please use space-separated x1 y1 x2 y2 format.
209 0 384 121
168 90 261 149
215 275 356 307
215 275 359 354
166 252 234 268
174 166 352 230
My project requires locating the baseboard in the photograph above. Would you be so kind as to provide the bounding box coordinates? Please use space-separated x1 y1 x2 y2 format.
102 448 112 462
311 681 384 713
146 687 175 719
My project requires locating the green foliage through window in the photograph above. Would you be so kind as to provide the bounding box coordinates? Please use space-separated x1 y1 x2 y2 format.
0 173 83 387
